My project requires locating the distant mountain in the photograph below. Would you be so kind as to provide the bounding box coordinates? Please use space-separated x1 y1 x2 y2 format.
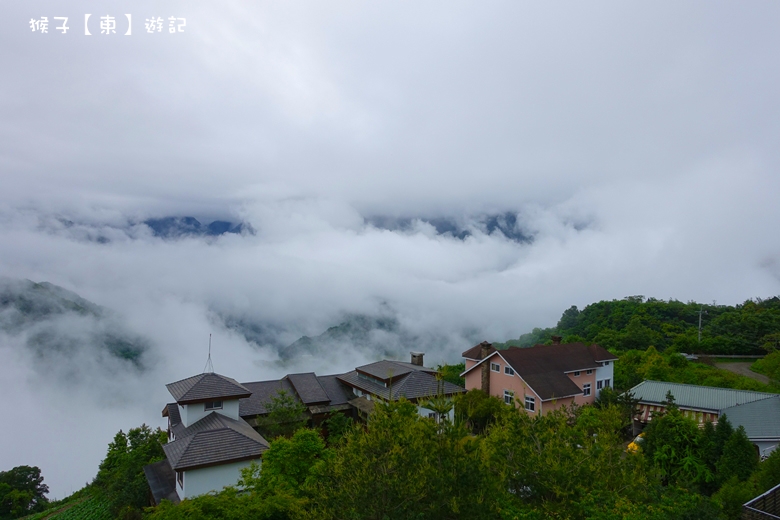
143 217 251 239
365 211 533 243
0 279 149 367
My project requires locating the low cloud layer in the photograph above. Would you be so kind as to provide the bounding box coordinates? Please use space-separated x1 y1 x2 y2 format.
2 0 780 499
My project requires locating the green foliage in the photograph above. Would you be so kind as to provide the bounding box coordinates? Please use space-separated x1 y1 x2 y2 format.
92 424 166 518
0 465 49 519
716 426 758 483
502 295 780 355
614 347 778 392
436 363 465 387
255 390 308 439
454 388 507 434
753 350 780 381
712 476 757 520
147 486 303 520
322 413 353 445
642 407 711 488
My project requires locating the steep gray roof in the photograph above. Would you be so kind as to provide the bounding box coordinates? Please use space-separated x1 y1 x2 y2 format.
338 368 465 401
355 360 436 382
721 395 780 440
238 374 355 417
287 372 330 404
143 459 180 505
629 381 776 412
163 403 186 438
166 373 252 404
162 412 269 471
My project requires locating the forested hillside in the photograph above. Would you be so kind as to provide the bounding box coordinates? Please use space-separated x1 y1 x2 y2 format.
496 296 780 355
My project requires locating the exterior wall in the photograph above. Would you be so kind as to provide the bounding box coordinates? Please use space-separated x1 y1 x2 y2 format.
179 399 240 427
417 404 455 422
464 367 483 393
594 361 615 397
542 396 576 414
756 441 779 459
182 459 258 499
566 370 597 406
464 359 477 371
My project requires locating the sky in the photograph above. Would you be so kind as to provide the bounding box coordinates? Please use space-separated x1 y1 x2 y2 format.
2 0 780 498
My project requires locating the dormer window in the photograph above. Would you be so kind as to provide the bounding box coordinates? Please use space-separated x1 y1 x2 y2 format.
204 400 223 411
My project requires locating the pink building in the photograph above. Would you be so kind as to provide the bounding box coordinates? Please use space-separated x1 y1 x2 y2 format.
461 339 618 415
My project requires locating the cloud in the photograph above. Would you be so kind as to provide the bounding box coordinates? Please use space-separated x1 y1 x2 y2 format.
2 0 780 498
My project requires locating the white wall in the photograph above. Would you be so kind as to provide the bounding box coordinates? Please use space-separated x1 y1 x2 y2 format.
179 399 240 427
182 459 258 499
417 404 455 423
595 361 615 397
755 441 778 460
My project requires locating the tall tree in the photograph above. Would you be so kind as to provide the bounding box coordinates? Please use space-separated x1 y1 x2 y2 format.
0 466 49 520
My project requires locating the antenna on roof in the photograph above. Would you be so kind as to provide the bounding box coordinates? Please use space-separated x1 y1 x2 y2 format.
204 334 214 373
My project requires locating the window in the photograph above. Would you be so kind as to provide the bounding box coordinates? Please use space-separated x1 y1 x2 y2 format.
428 412 437 419
597 380 603 390
586 369 593 375
205 400 223 410
491 362 500 372
525 395 535 412
583 383 591 396
504 366 515 376
605 379 611 388
504 390 514 405
573 371 580 377
603 361 610 366
177 471 183 488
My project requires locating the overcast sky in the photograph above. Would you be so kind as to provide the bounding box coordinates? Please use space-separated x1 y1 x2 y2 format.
2 0 780 498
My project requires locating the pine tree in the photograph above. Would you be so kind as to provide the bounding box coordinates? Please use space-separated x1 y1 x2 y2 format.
717 426 758 483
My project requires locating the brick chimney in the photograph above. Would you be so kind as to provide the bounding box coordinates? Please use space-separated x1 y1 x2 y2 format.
410 352 424 366
479 341 492 394
551 335 562 345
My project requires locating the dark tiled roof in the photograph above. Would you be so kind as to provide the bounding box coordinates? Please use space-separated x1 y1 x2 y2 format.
467 343 617 401
162 412 269 471
355 360 435 382
287 372 330 405
238 374 355 418
239 379 294 417
462 341 496 360
143 459 180 505
166 373 252 404
338 369 465 401
164 403 186 438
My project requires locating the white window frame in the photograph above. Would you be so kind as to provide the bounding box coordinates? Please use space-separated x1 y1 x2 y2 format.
603 361 610 366
525 395 535 412
573 371 580 377
503 390 514 406
504 366 515 376
597 380 603 390
586 369 593 375
491 362 500 372
583 383 591 396
204 400 223 411
605 378 611 388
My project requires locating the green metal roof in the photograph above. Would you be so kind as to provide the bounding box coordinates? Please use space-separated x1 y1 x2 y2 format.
628 381 776 412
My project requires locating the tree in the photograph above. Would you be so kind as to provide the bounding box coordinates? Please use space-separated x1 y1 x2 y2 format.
0 466 49 520
93 424 167 519
255 389 308 439
642 407 711 487
717 426 758 484
453 389 506 434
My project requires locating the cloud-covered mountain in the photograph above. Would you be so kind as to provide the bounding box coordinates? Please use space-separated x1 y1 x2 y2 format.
365 212 533 243
0 279 150 372
143 217 252 239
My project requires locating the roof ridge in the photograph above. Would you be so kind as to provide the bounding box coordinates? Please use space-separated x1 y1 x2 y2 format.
641 380 776 395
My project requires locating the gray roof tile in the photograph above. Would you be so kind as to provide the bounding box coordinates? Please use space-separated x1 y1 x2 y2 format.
166 373 252 404
287 372 330 404
355 360 435 382
162 412 269 471
338 368 464 401
721 395 780 440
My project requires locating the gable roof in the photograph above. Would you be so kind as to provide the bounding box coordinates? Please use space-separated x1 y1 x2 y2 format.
238 373 355 417
162 412 269 471
629 381 776 413
461 343 616 401
166 373 252 405
143 459 180 505
355 360 436 382
338 366 465 401
462 341 496 360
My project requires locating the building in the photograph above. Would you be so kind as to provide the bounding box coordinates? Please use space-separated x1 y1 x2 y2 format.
460 340 618 415
145 352 464 503
629 380 780 458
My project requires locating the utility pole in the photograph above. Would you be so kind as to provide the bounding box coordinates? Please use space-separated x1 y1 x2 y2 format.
697 306 707 343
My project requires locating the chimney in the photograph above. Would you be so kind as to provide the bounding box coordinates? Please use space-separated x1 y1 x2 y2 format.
479 341 492 395
551 335 562 345
410 352 424 366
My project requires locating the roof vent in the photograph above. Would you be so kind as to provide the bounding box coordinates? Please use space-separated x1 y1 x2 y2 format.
410 352 424 366
551 335 562 345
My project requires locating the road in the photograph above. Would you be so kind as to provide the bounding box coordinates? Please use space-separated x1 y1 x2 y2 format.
714 362 771 385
